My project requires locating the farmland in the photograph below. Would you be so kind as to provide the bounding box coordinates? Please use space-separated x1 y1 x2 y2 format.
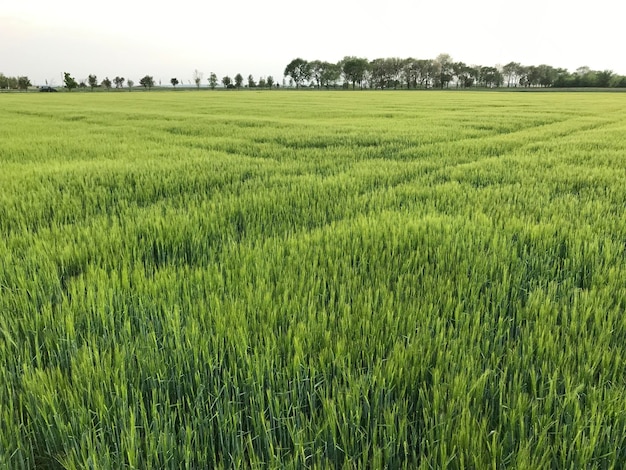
1 90 625 469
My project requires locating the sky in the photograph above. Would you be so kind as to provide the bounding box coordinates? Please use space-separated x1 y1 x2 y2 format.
2 0 625 86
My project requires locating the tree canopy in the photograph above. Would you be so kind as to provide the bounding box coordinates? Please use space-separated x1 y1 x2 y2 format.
63 72 78 91
139 75 154 90
284 58 311 88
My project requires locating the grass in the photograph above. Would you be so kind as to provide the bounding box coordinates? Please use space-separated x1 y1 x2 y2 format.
1 90 625 468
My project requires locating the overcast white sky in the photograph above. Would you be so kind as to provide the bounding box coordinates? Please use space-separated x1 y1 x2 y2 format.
2 0 624 86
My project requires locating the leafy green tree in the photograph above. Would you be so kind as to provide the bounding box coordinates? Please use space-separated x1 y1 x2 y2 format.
101 77 112 90
258 77 267 88
418 59 436 88
368 58 402 89
234 73 243 89
0 73 8 89
434 53 453 88
309 60 325 88
127 79 134 91
247 74 256 88
502 62 521 87
401 59 418 89
369 58 390 89
266 76 275 89
139 75 154 90
517 65 529 86
341 56 369 89
114 76 125 89
385 57 404 89
208 72 218 90
309 60 341 88
596 70 614 87
17 76 31 90
612 75 626 87
572 67 595 87
536 65 557 87
525 66 541 87
64 72 78 91
320 63 341 88
222 76 232 88
481 66 503 87
403 58 434 89
88 74 98 91
171 78 179 88
452 62 471 88
465 65 480 88
553 69 574 87
284 58 311 88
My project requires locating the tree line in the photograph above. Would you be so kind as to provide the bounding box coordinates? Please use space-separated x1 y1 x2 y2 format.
0 74 32 90
4 55 624 92
284 54 626 89
38 70 281 92
0 70 280 92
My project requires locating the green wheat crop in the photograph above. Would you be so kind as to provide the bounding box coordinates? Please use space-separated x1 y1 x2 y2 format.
1 90 625 469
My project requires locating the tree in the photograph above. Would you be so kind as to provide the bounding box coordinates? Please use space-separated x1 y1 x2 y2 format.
208 72 218 90
553 69 574 87
247 74 256 88
171 77 179 88
64 72 78 91
193 69 203 89
402 59 434 89
596 70 614 87
576 67 597 87
101 77 112 90
222 76 232 88
385 57 404 89
17 76 31 90
516 65 529 87
434 53 453 88
502 62 521 87
284 58 311 88
480 66 503 87
452 62 471 88
127 79 134 91
612 75 626 87
114 76 125 89
234 73 243 89
266 76 275 89
88 74 98 91
524 66 541 87
417 59 436 88
139 75 154 90
320 63 341 88
309 60 326 88
401 59 418 89
536 65 557 87
0 74 8 89
369 58 390 89
258 77 267 88
341 56 369 89
368 58 402 89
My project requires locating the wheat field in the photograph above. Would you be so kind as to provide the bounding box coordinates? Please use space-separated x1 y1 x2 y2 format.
1 90 625 468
